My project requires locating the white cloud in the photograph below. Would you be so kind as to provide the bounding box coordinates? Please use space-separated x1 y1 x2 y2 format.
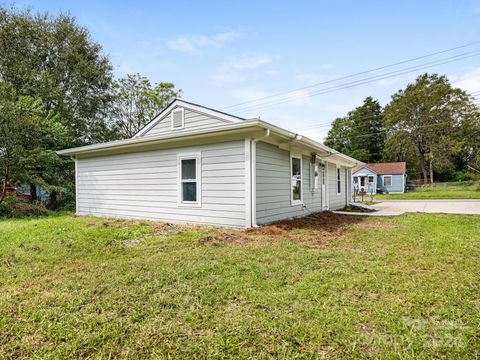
299 127 330 142
453 67 480 94
266 69 280 76
166 31 243 54
228 55 272 70
210 54 272 85
321 63 334 70
210 71 245 84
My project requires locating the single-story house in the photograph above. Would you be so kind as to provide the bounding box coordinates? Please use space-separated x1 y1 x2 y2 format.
58 99 362 227
352 162 406 194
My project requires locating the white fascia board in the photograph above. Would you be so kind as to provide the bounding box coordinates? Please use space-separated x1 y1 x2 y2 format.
57 121 258 156
58 117 362 167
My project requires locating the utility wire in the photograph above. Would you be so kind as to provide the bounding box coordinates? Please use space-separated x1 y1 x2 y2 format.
220 40 480 111
232 51 480 115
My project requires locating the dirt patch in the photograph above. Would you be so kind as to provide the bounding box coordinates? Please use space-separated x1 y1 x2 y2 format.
198 232 250 246
200 211 365 250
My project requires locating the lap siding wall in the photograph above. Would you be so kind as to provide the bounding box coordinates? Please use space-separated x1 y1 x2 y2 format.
255 141 348 225
76 140 246 227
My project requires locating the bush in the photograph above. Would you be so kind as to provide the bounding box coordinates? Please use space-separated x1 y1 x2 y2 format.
451 171 474 182
0 196 49 217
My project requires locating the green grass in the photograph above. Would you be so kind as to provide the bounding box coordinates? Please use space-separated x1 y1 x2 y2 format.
1 213 480 358
375 181 480 200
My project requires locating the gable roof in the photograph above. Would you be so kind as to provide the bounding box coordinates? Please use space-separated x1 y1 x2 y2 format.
133 99 245 138
58 117 362 167
353 162 406 175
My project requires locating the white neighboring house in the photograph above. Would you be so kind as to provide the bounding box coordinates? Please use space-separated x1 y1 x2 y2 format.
58 99 362 227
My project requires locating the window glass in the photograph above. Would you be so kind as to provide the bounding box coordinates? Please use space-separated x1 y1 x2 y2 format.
180 158 198 202
337 168 341 194
384 176 392 187
182 182 197 202
291 157 302 202
181 159 196 180
292 157 301 177
368 176 375 183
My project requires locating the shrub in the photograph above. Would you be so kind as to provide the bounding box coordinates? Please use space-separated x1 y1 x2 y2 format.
0 196 18 217
0 196 49 217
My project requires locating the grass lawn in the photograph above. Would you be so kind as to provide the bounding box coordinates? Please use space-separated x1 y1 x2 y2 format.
1 212 479 358
374 181 480 200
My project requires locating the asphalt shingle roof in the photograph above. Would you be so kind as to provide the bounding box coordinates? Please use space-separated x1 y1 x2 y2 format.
353 162 406 174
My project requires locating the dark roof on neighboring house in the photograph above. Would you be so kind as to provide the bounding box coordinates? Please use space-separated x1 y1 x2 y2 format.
353 162 406 174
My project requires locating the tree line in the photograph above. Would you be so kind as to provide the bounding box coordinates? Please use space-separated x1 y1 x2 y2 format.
324 74 480 183
0 7 180 208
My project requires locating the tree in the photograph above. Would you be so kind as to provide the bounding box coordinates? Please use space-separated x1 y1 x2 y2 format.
108 73 181 139
383 73 478 184
0 6 114 145
324 97 385 162
0 84 68 204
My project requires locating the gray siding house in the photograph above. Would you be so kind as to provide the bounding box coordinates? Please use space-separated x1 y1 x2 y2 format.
59 100 361 227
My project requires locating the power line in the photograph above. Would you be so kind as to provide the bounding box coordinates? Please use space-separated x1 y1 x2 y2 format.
232 51 480 115
296 96 480 133
219 40 480 111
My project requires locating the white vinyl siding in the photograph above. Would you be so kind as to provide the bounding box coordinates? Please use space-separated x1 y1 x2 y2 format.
328 162 347 210
143 107 233 137
76 140 245 227
256 142 326 225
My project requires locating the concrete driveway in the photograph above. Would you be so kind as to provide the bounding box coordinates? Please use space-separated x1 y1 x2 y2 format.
335 199 480 216
373 199 480 216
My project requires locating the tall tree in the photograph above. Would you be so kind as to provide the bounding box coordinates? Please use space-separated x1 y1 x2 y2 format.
324 97 384 162
383 73 478 184
0 84 68 204
108 73 181 138
0 6 114 145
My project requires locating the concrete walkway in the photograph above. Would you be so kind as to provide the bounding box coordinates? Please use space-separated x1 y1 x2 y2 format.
335 199 480 216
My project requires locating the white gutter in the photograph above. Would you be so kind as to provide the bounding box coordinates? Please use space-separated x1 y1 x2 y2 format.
250 128 271 227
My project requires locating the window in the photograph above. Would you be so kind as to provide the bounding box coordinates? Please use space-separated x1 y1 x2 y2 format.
360 177 365 187
383 175 392 187
314 163 319 189
337 167 341 194
178 153 201 205
291 155 302 205
171 108 184 129
353 177 358 184
368 175 375 183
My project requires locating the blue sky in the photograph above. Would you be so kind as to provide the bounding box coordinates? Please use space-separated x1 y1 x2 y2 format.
10 0 480 140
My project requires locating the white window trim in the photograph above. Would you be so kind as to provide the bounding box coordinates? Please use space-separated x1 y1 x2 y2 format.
290 154 303 206
336 165 342 195
171 107 185 130
177 152 201 207
383 175 392 188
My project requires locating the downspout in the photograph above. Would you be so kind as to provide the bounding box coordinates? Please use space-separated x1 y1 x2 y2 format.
250 129 271 227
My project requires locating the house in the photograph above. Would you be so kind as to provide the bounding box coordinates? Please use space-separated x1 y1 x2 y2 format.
58 99 362 227
352 162 406 194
